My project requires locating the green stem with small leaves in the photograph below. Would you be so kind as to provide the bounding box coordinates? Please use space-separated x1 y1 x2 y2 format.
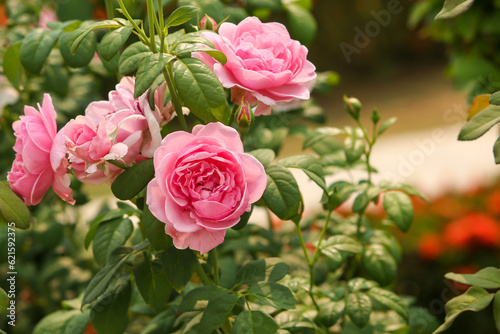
211 248 220 285
117 0 149 43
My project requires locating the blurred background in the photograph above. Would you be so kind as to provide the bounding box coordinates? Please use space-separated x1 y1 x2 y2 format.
2 0 500 333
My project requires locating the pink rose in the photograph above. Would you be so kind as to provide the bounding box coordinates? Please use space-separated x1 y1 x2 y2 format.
196 17 316 116
8 94 73 205
108 77 174 157
146 122 267 253
52 103 148 185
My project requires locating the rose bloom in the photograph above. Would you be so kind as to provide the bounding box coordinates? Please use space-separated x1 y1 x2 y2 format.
8 94 73 205
196 16 316 116
51 77 174 185
147 122 267 253
52 102 148 185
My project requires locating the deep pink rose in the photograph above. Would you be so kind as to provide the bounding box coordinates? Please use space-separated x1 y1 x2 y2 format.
8 94 74 205
146 122 267 253
196 16 316 116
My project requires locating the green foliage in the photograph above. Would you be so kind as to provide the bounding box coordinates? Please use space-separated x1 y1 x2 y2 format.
0 182 30 229
434 287 494 333
90 274 131 334
172 58 228 123
435 0 476 19
0 288 8 315
111 159 155 200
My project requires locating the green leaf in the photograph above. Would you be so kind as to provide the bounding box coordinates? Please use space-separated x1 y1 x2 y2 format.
84 210 125 249
82 247 133 306
233 310 279 334
317 300 345 328
323 181 356 211
458 105 500 141
347 278 379 293
172 58 227 122
445 267 500 289
98 51 120 74
321 235 362 255
285 4 317 45
133 252 171 313
160 247 197 292
0 288 8 315
277 155 327 193
263 165 302 221
490 91 500 106
142 203 173 251
248 282 297 309
59 31 96 68
346 292 372 328
91 274 131 334
166 5 199 27
0 181 31 229
111 159 155 200
92 218 134 267
174 45 227 64
178 286 228 312
368 287 409 321
378 117 397 136
383 191 414 232
135 53 175 98
4 42 23 89
362 244 397 286
235 258 289 286
97 26 133 62
344 136 365 164
64 310 90 334
119 42 152 75
193 293 239 334
20 28 61 74
249 149 276 167
494 136 500 164
433 286 494 333
435 0 475 20
494 291 500 333
141 308 177 334
69 20 121 54
32 310 83 334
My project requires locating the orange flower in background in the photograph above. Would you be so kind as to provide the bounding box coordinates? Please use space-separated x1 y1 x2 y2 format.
0 4 8 27
443 213 500 249
487 190 500 215
417 233 444 260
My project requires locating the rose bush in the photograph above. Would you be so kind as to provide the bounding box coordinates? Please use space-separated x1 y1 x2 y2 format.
196 16 317 116
146 122 267 253
7 94 73 205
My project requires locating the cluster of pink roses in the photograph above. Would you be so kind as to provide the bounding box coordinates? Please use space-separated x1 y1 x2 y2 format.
8 77 173 205
8 17 315 253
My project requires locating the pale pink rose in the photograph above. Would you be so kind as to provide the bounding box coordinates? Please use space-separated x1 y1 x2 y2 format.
108 77 175 157
146 122 267 253
51 102 148 185
8 94 74 205
195 17 316 116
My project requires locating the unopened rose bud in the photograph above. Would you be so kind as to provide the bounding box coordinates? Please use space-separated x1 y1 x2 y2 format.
199 14 217 32
343 95 362 120
371 108 380 124
236 101 254 135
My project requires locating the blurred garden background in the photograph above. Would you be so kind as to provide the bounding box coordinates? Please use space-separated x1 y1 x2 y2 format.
2 0 500 333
